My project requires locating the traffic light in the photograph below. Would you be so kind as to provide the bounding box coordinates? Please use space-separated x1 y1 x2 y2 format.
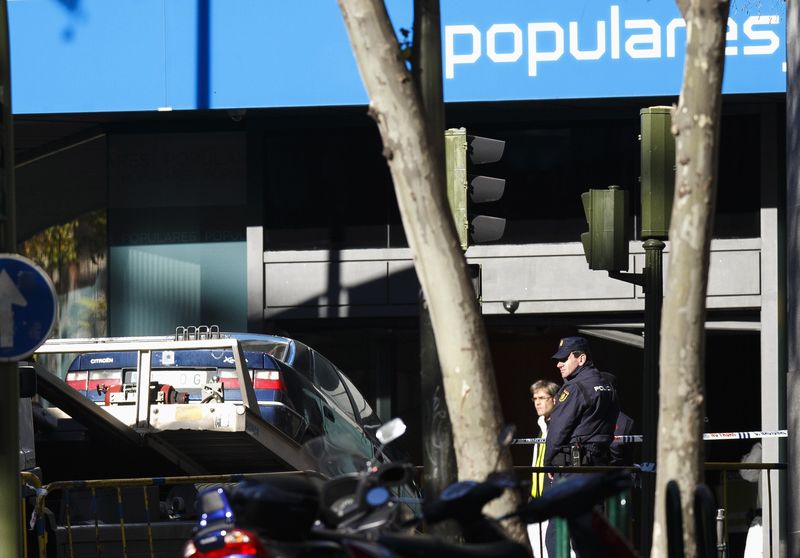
640 106 675 240
580 185 630 271
444 128 506 250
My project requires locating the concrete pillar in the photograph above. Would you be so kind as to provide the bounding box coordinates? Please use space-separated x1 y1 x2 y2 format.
760 104 785 558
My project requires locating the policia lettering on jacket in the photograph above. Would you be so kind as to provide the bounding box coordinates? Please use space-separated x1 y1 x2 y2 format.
544 336 619 467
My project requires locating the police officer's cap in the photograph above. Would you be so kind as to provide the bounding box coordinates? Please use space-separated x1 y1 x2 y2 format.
552 336 591 360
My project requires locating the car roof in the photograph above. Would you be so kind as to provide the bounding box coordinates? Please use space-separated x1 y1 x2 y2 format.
55 332 301 371
67 349 283 371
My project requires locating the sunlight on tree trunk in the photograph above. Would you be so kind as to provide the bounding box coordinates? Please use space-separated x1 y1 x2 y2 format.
651 1 729 557
337 0 526 542
786 0 800 555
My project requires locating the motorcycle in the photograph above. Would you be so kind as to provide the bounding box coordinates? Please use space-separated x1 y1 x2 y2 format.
182 420 635 558
370 426 635 558
181 418 416 558
309 423 635 558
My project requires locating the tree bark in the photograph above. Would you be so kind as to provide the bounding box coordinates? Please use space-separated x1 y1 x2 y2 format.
651 1 729 557
786 0 799 555
412 0 460 542
337 0 525 541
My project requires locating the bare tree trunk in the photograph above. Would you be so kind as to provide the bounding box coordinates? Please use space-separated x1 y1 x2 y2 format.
411 0 461 542
337 0 525 541
651 1 729 557
787 0 800 555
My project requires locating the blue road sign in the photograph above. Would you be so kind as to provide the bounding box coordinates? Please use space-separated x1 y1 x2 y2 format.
0 254 56 362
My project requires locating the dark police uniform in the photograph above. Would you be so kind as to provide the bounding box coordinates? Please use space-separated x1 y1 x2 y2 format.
600 371 634 466
545 337 620 558
544 338 619 467
610 410 635 465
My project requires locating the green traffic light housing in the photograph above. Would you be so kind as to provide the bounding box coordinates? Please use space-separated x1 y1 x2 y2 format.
640 106 675 240
580 185 630 271
445 128 506 250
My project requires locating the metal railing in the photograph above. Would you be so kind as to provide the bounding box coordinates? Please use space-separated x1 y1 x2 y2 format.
703 462 785 558
514 461 785 558
35 336 262 425
20 472 43 558
20 471 324 558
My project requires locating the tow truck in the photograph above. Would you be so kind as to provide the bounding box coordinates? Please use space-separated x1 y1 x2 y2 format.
32 327 317 476
26 328 331 557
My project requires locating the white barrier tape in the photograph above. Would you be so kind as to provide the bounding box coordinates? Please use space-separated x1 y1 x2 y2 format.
511 429 787 446
702 430 787 441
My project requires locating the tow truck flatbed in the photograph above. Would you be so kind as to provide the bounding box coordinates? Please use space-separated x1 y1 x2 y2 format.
34 336 315 475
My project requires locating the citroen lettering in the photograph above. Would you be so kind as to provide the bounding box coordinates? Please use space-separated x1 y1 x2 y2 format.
90 357 114 364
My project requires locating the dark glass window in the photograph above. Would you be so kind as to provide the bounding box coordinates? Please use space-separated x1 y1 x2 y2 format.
714 114 760 238
263 127 404 250
461 120 640 245
458 110 761 244
339 371 381 427
313 352 357 421
260 106 762 251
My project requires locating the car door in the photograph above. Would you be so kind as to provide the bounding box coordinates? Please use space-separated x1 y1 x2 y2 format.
312 351 372 459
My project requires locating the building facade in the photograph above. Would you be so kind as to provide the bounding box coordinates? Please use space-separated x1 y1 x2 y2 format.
10 1 788 554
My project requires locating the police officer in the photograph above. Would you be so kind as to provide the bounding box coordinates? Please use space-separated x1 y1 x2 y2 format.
544 336 620 558
544 336 619 468
544 337 619 558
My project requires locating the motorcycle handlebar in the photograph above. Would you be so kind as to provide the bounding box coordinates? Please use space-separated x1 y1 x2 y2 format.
422 480 504 525
510 471 633 524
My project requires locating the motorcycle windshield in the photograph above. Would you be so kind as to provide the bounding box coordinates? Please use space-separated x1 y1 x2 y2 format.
302 435 370 477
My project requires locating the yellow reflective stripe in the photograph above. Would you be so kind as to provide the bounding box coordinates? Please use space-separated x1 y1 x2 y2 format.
531 441 546 498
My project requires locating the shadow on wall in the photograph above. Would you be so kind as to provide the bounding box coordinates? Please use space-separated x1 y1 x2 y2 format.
55 0 81 11
261 264 420 322
54 0 86 42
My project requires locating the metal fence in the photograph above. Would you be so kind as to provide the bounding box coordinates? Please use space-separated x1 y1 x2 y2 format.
515 462 785 558
20 471 323 558
20 462 784 558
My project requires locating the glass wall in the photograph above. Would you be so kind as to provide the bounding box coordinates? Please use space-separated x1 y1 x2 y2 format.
21 209 108 339
108 131 249 336
110 242 245 336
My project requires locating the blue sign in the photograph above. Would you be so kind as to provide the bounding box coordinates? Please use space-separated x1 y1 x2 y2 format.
440 0 786 101
7 0 786 114
0 255 56 362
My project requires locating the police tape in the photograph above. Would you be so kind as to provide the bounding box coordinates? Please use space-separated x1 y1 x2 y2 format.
511 429 788 445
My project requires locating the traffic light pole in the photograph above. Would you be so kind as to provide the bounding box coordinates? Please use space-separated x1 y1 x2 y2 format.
0 363 20 558
641 238 664 556
586 108 671 557
607 239 664 557
412 0 459 541
0 0 20 556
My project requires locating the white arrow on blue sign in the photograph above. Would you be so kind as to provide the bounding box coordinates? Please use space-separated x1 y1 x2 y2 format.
0 254 56 362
